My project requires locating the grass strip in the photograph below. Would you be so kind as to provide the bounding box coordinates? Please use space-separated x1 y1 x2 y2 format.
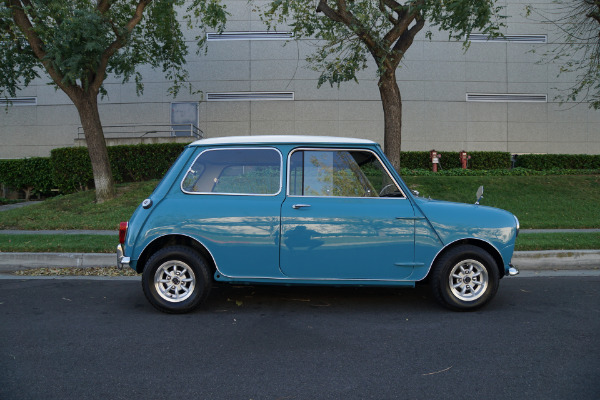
0 234 116 253
515 232 600 251
0 232 598 254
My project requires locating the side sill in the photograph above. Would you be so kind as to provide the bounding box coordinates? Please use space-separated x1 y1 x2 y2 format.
213 272 416 287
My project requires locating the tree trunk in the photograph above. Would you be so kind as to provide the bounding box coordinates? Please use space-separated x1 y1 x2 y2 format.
73 94 115 203
378 70 403 172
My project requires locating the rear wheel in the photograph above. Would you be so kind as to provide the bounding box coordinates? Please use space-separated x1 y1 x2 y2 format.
142 246 211 313
430 245 499 311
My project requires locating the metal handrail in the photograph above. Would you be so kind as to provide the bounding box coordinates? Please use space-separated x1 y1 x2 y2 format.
77 124 203 139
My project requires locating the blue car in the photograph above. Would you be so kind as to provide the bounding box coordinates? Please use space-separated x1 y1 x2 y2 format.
117 136 519 313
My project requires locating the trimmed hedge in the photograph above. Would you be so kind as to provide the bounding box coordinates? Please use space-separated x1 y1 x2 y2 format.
50 147 94 193
109 143 187 182
0 157 55 200
399 151 511 170
1 144 597 197
399 167 600 176
49 143 187 193
515 154 600 170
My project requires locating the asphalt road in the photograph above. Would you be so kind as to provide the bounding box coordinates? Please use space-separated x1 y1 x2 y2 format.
1 275 599 400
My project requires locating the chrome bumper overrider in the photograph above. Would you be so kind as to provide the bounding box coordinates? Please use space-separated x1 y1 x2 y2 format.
116 244 130 270
508 264 519 276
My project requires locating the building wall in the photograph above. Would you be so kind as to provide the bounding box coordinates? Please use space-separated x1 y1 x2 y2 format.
1 0 599 159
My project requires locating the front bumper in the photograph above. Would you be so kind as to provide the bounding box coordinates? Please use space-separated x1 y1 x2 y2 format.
508 263 520 276
116 244 130 270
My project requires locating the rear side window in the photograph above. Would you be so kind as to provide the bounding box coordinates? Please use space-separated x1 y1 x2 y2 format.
181 148 282 195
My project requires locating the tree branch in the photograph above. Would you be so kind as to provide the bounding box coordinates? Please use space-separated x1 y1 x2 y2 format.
379 0 398 25
391 13 424 61
382 0 424 46
317 0 382 57
5 0 77 98
91 0 152 92
97 0 114 14
587 1 600 24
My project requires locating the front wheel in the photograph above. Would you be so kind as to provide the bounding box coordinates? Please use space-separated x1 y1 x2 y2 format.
430 245 499 311
142 246 211 313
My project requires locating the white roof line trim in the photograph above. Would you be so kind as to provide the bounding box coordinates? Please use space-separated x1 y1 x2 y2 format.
189 135 377 146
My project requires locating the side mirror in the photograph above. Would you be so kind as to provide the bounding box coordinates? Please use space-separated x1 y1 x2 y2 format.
475 186 484 205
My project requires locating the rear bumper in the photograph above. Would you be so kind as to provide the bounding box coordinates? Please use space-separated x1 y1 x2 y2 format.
508 263 519 276
116 244 130 270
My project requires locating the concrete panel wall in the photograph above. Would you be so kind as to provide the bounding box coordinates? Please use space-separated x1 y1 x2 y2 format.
1 0 599 159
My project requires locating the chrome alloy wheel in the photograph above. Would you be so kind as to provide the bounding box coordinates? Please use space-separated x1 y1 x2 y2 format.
154 261 196 303
449 259 489 302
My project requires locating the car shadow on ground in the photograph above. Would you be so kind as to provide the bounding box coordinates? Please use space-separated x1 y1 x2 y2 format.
126 279 520 315
199 282 441 314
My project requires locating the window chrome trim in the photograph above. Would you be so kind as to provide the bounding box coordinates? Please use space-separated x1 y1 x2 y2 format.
180 147 283 196
286 147 406 199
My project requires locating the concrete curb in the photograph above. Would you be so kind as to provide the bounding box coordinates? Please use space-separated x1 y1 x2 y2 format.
0 252 116 271
512 250 600 270
1 250 599 273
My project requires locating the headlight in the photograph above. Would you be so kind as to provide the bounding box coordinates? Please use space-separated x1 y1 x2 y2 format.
514 215 520 237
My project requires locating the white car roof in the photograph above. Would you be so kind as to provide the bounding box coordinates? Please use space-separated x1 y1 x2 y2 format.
189 135 377 146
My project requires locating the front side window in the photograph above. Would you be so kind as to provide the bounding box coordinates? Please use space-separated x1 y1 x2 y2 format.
182 148 282 195
288 149 403 198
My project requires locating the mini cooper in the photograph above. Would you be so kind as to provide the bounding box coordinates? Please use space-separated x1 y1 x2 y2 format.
117 136 519 313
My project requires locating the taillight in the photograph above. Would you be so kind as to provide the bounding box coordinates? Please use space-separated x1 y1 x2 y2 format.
119 221 128 244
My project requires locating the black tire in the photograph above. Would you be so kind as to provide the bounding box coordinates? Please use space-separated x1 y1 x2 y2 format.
142 246 211 313
430 245 499 311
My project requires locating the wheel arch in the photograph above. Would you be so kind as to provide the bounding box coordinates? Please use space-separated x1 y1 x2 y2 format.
430 238 506 279
135 234 217 276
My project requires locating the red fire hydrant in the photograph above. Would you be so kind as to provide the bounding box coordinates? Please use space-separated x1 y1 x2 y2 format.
430 150 441 173
459 150 471 169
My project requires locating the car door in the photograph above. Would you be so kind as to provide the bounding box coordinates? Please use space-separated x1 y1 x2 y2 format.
178 147 284 278
280 148 416 280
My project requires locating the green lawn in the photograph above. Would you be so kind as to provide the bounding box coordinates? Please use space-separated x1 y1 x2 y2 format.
0 175 598 253
403 175 600 229
0 180 158 230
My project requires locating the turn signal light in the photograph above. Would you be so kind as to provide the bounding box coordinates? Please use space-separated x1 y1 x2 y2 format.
119 221 128 244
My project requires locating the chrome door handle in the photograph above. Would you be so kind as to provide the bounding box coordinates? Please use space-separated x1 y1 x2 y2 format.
292 204 311 209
